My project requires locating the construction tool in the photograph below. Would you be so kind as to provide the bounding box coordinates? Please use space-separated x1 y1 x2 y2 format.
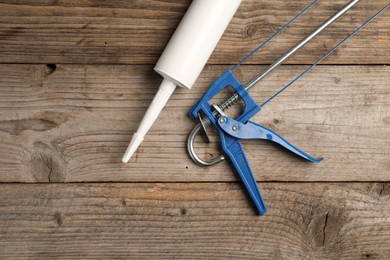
187 0 389 215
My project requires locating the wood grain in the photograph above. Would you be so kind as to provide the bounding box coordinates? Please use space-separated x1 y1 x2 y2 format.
0 183 389 259
0 64 389 182
0 0 389 64
0 1 389 257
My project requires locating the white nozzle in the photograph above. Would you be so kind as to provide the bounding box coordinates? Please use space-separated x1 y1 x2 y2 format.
122 79 176 163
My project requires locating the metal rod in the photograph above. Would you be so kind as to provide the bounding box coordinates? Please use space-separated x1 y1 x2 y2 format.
261 2 390 107
231 0 320 70
218 0 360 111
244 0 360 90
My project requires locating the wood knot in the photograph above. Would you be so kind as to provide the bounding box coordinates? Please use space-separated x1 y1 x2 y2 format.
363 253 378 258
31 64 57 89
306 209 346 248
378 183 389 196
245 25 257 38
24 142 67 182
54 212 64 227
45 64 57 76
0 118 58 135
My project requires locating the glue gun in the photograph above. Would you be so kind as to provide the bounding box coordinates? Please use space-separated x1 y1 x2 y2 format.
188 70 323 215
186 0 389 214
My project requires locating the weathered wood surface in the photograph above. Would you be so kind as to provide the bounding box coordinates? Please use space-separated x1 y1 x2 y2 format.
0 0 389 258
0 183 389 259
0 64 389 183
0 0 389 64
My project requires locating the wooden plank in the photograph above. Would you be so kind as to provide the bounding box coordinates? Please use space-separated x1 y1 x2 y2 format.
0 64 389 182
0 183 389 259
0 0 389 64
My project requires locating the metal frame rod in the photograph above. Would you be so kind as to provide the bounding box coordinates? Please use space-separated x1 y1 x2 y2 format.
244 0 360 90
219 0 360 111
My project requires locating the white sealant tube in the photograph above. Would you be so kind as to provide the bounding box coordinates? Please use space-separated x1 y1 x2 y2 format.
122 0 242 163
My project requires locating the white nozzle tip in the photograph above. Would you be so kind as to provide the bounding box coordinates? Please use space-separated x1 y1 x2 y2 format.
121 79 176 163
122 133 144 163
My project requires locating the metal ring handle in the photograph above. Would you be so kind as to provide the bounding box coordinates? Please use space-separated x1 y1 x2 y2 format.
187 123 225 167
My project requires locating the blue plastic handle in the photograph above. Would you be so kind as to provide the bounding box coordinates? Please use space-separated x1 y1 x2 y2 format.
217 116 323 163
219 132 267 215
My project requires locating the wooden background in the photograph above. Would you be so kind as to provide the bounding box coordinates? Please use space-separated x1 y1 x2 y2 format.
0 0 389 258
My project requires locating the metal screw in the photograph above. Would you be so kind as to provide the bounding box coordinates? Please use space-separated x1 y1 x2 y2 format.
219 117 226 124
232 125 238 131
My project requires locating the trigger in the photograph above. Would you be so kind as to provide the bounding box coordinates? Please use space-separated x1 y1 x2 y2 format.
217 116 323 163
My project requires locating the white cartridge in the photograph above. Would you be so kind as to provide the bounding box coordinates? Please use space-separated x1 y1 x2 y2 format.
154 0 242 89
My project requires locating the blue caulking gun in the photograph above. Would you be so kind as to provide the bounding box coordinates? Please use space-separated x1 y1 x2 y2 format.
187 0 389 215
